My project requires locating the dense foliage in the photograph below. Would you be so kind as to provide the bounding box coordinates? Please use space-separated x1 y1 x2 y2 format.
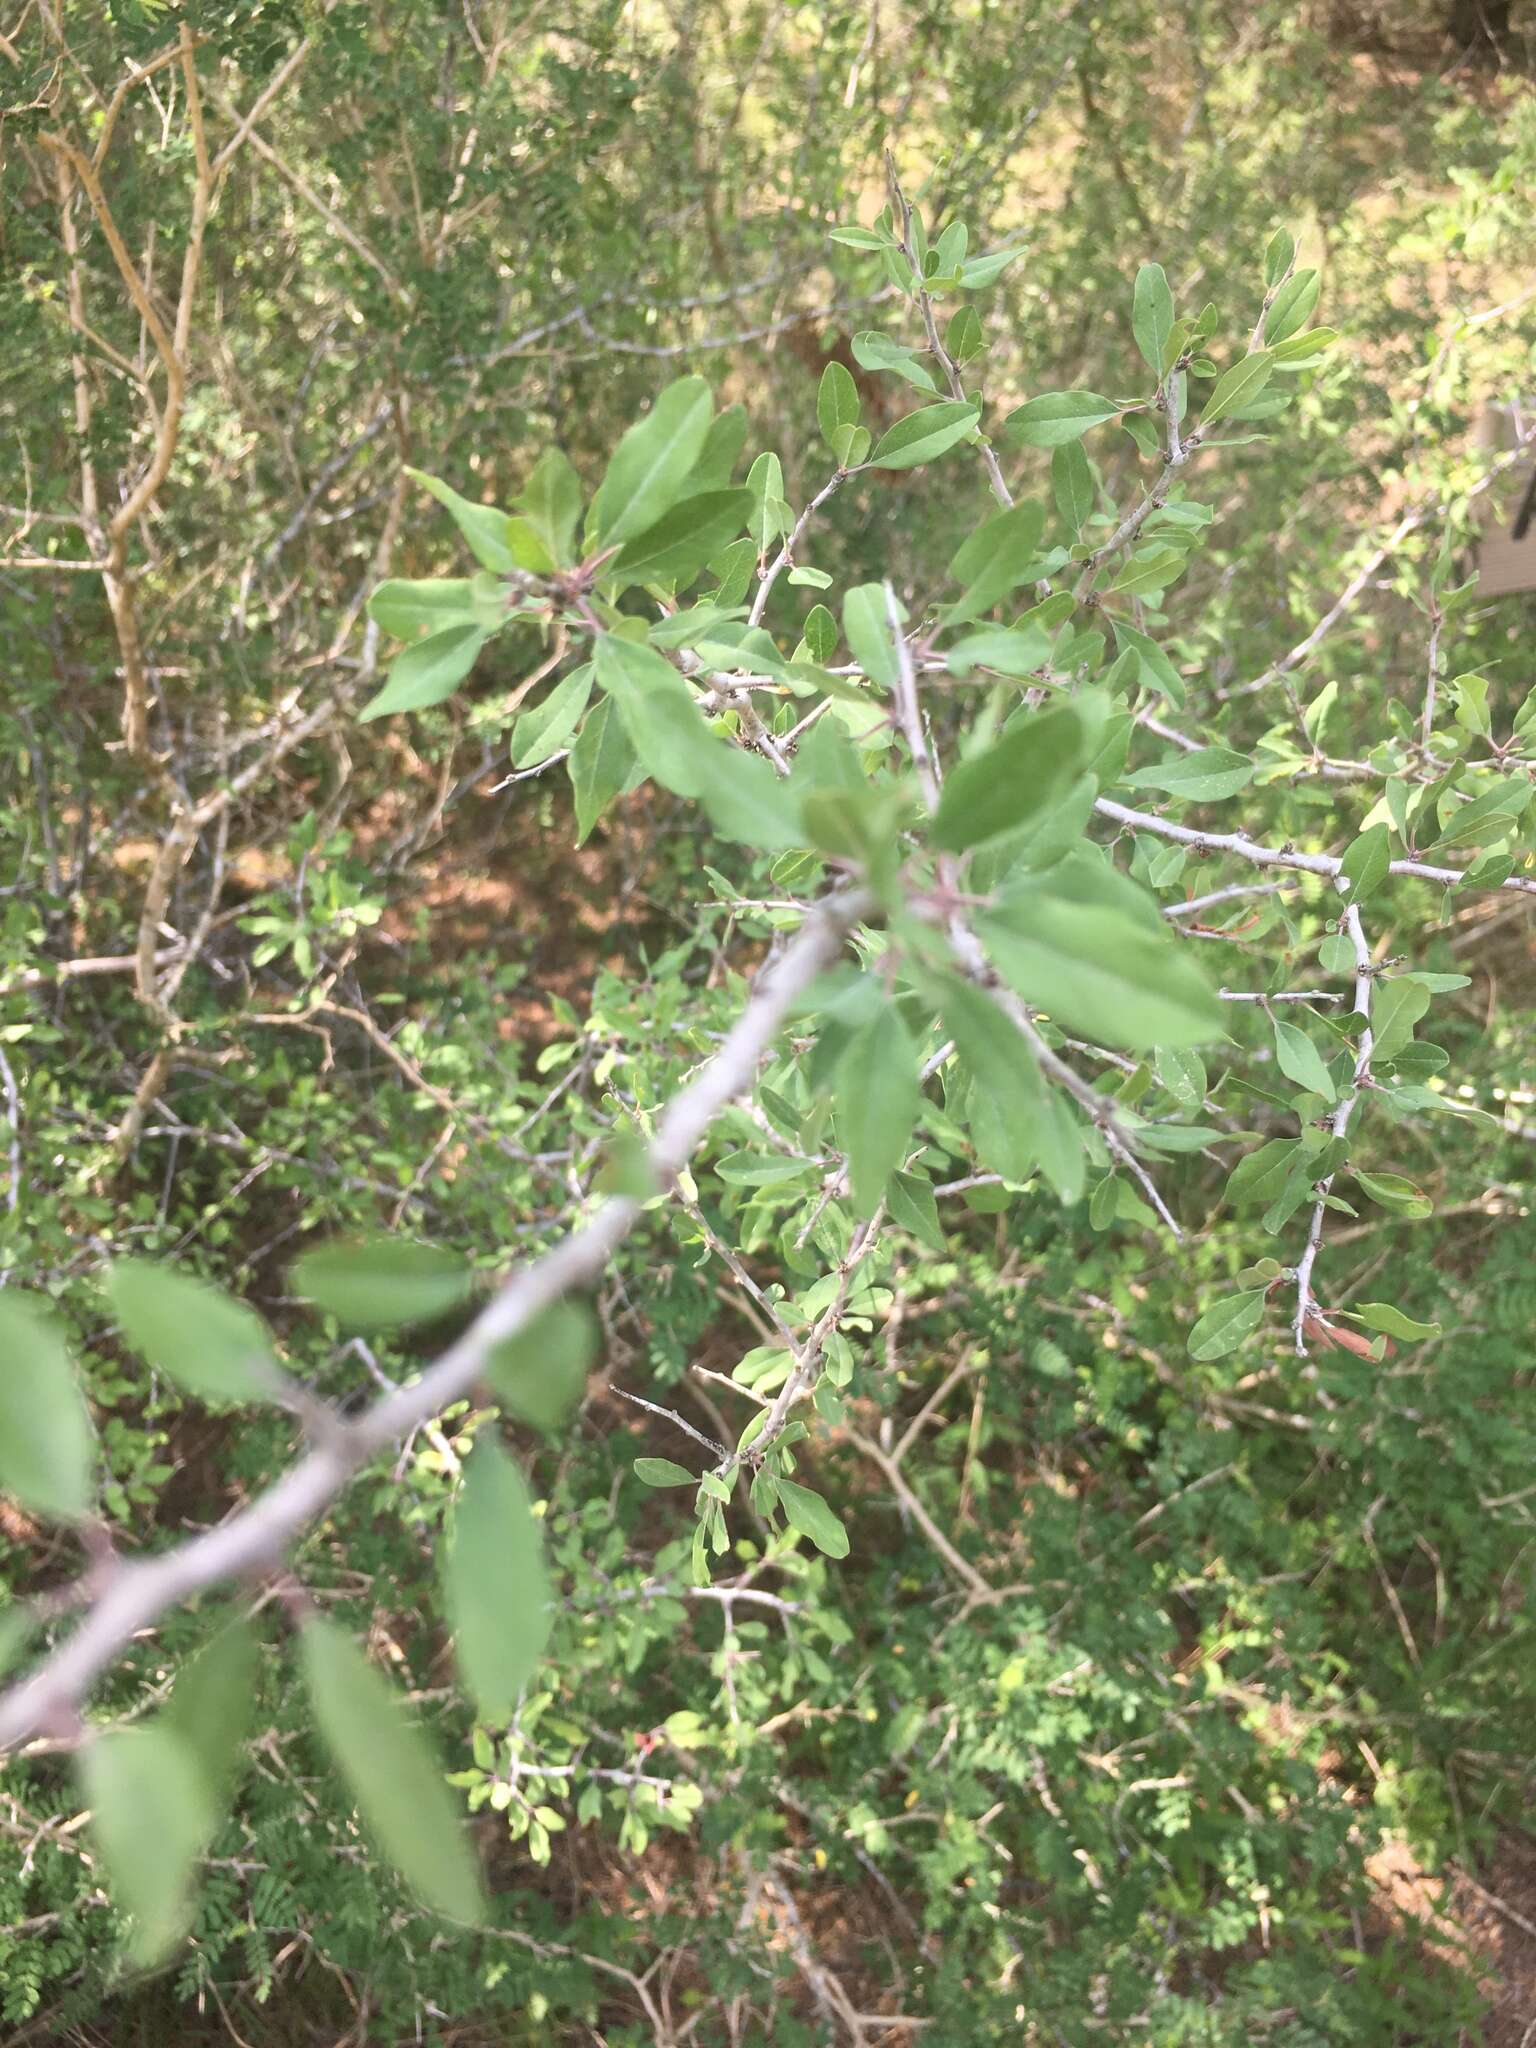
2 4 1534 2043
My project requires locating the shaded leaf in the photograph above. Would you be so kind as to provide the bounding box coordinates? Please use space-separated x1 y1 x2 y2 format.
934 696 1104 852
837 1006 920 1215
360 623 487 722
0 1290 95 1521
293 1238 472 1330
776 1477 850 1559
1272 1021 1338 1102
405 469 519 573
1354 1302 1441 1341
608 489 751 591
1201 352 1274 424
1132 262 1175 376
302 1619 485 1922
977 893 1222 1050
442 1439 550 1722
1007 391 1118 446
104 1259 281 1405
589 377 714 546
869 400 980 470
1126 747 1253 802
1188 1291 1266 1361
485 1300 597 1434
634 1457 696 1488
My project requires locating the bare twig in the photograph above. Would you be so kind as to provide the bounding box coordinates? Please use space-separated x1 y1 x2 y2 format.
1292 899 1374 1353
1096 797 1536 898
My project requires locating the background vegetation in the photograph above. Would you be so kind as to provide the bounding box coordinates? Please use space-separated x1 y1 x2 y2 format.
2 2 1535 2042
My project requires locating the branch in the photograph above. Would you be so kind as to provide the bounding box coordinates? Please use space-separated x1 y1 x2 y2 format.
1095 797 1536 897
1292 899 1374 1354
0 894 864 1753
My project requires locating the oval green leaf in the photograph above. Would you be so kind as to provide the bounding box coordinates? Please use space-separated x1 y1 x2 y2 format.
80 1724 215 1965
104 1259 281 1405
634 1457 696 1488
442 1438 551 1722
776 1476 851 1559
869 400 980 471
360 622 488 723
293 1238 472 1330
1188 1290 1266 1361
301 1618 485 1922
0 1290 95 1521
485 1299 597 1434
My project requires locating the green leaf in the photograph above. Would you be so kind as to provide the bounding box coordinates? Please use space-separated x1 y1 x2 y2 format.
1107 543 1188 598
842 584 899 688
1269 326 1339 367
933 696 1104 852
0 1605 37 1681
1429 777 1532 852
484 1300 597 1434
776 1476 850 1559
1264 227 1295 288
165 1618 259 1811
588 376 714 547
1126 747 1253 802
958 245 1024 288
1370 978 1431 1064
1353 1170 1433 1219
932 972 1051 1184
1264 269 1320 345
1187 1290 1266 1361
516 449 582 566
1354 1302 1441 1341
1006 391 1119 446
977 893 1223 1051
1201 351 1274 425
887 1169 946 1253
946 305 984 363
1111 620 1186 709
405 469 520 573
301 1619 485 1922
688 405 748 491
817 361 861 457
744 451 788 551
1272 1020 1337 1102
801 603 838 665
634 1457 696 1488
869 400 980 471
944 624 1054 676
293 1238 472 1330
948 499 1048 619
850 330 940 395
104 1259 281 1405
596 636 738 804
608 490 751 591
829 225 890 249
1339 823 1390 903
568 694 636 845
1225 1136 1305 1207
367 579 478 641
511 662 594 768
80 1726 215 1965
0 1290 95 1521
1155 1046 1207 1109
1132 262 1175 376
838 1006 920 1215
1052 442 1094 537
360 623 487 721
442 1439 550 1722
